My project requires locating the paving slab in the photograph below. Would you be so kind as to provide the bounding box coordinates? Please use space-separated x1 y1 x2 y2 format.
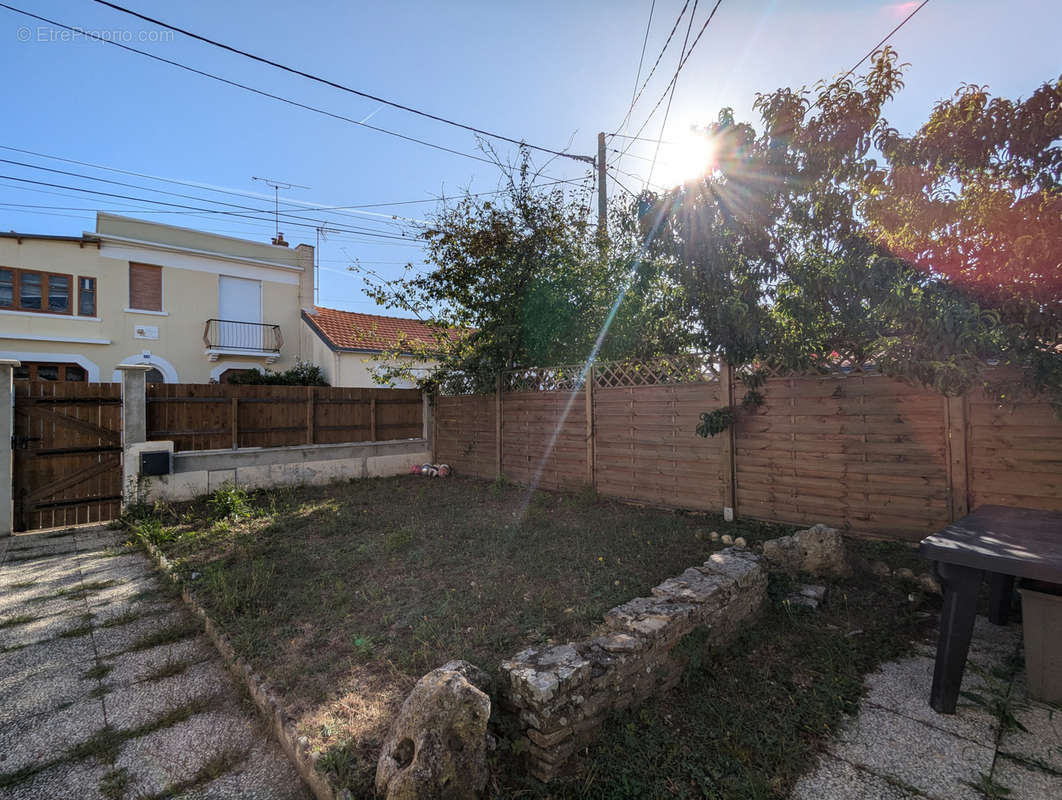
0 631 96 673
104 659 234 731
828 702 994 799
0 755 109 800
0 527 305 798
998 700 1062 774
91 609 197 659
113 708 268 798
863 655 999 743
0 697 106 775
0 659 99 726
104 636 215 688
791 753 922 800
992 756 1062 800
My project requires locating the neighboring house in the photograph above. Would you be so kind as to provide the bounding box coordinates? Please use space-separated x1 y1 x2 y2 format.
0 213 315 383
302 306 444 388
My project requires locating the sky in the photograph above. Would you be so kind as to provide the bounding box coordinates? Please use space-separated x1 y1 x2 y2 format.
1 0 1058 317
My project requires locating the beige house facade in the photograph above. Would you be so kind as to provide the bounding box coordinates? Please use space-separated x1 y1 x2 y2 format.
0 213 315 383
302 305 439 388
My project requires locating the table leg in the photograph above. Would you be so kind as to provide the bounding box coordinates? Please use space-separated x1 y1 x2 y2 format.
988 573 1015 625
930 562 983 714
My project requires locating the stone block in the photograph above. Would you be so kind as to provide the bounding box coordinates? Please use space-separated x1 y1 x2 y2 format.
762 524 851 578
502 644 591 708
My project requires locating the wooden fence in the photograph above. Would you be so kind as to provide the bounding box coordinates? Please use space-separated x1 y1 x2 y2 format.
147 384 425 452
434 360 1062 541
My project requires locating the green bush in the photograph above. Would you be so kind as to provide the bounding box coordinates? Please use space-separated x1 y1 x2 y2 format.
207 484 252 521
226 360 328 386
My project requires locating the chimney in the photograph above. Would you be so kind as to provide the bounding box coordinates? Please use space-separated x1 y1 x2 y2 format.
272 231 289 247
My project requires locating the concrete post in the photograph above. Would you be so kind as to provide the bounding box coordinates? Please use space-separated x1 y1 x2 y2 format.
0 359 20 537
116 364 150 447
117 364 151 506
422 390 433 460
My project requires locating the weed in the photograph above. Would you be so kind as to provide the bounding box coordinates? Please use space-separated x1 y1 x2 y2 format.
29 579 119 603
87 684 111 699
127 620 202 653
966 771 1013 799
207 484 252 522
383 526 415 552
0 614 37 629
140 657 193 683
99 767 130 800
8 579 37 589
139 745 247 800
83 663 113 681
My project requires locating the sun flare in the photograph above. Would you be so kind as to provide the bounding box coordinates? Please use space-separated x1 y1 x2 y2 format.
655 129 717 187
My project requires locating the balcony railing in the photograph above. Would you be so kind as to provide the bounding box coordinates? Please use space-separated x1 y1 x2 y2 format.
203 319 283 353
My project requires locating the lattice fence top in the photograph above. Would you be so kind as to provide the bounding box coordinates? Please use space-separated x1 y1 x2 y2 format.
754 352 882 379
594 355 720 388
504 364 586 393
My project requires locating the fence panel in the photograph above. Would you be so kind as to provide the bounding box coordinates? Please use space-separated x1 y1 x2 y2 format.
967 392 1062 512
501 390 587 491
434 394 496 478
595 382 726 511
147 384 423 451
733 374 951 540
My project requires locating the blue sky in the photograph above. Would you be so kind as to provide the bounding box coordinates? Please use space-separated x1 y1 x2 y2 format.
2 0 1058 315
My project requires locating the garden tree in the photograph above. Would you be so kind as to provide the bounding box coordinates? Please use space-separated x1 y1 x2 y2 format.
640 49 1061 435
865 76 1062 394
362 156 690 393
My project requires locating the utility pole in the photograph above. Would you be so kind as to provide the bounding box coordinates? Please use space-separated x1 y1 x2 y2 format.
597 132 608 243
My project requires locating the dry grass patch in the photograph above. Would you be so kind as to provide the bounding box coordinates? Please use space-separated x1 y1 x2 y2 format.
130 475 793 795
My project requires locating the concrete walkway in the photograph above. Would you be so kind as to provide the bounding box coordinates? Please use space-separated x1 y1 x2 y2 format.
0 526 308 800
792 616 1062 800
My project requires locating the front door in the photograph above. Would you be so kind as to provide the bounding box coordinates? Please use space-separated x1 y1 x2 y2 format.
218 275 262 350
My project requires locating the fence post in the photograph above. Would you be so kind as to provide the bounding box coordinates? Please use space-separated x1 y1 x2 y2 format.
495 374 503 479
422 390 432 457
306 386 315 445
369 397 377 442
0 359 19 537
946 394 969 520
117 363 151 506
230 396 239 450
585 365 595 489
718 362 737 520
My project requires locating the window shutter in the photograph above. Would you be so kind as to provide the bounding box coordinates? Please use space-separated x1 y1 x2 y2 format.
129 263 162 311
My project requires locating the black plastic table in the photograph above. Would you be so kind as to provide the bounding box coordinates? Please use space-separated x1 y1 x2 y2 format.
919 505 1062 714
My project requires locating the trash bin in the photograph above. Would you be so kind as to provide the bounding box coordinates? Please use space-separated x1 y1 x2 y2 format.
1018 580 1062 704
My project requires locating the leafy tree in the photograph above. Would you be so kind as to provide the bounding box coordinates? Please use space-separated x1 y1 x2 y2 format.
362 156 690 392
642 49 1060 433
866 76 1062 396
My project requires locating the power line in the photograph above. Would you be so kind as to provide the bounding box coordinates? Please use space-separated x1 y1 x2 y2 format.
0 173 419 242
617 0 657 137
614 0 691 137
91 0 594 165
0 143 584 215
0 157 409 237
830 0 932 94
625 0 725 149
609 133 678 146
0 4 513 169
646 0 701 187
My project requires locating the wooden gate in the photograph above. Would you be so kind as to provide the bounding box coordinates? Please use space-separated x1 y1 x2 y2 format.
13 381 123 531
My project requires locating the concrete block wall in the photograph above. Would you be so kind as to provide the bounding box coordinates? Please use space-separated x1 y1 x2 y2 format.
500 547 767 781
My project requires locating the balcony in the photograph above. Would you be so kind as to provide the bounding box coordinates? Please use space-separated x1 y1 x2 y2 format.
203 319 283 363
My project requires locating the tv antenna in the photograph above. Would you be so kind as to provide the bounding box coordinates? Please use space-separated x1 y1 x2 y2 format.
252 176 311 243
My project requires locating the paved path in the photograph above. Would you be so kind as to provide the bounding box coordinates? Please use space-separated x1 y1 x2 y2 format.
0 526 308 800
792 616 1062 800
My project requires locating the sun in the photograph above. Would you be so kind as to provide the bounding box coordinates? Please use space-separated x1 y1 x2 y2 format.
655 128 717 188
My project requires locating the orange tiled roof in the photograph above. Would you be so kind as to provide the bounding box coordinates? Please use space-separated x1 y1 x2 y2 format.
305 306 453 353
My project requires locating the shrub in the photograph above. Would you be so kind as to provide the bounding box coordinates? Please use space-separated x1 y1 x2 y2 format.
207 484 252 522
226 360 328 386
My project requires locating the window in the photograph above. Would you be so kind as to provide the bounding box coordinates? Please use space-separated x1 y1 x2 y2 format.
12 362 89 382
20 271 41 310
78 276 96 316
0 267 75 314
129 263 162 311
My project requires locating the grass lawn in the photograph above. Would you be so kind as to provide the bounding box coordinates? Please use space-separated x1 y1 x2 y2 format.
126 475 935 798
